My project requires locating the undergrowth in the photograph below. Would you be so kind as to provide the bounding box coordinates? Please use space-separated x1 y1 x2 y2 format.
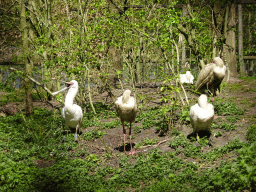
214 100 245 116
0 99 255 191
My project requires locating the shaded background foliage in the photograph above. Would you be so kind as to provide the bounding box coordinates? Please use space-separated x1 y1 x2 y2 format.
1 0 255 100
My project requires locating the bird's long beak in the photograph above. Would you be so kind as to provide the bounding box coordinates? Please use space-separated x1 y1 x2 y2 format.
65 81 74 88
52 81 74 96
52 86 68 96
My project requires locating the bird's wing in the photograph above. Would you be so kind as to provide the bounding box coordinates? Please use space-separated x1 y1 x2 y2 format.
180 74 187 83
114 97 122 116
195 64 215 91
190 105 199 120
190 106 195 126
73 104 83 120
132 98 138 115
199 111 213 122
189 74 194 84
206 104 214 118
190 104 214 125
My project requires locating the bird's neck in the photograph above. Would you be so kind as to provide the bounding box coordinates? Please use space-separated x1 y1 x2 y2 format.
122 94 130 104
215 60 224 67
218 63 224 67
200 104 207 110
199 100 208 110
186 73 191 80
65 89 77 107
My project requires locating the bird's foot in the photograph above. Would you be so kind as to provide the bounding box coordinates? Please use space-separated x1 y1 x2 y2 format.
128 150 136 156
196 134 200 141
195 133 201 147
74 134 78 142
214 115 217 119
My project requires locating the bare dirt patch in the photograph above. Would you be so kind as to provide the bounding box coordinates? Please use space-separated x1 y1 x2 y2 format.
72 78 256 166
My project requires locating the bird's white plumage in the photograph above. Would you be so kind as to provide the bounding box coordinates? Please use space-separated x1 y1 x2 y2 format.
115 89 137 155
62 104 83 128
180 71 194 84
212 57 226 81
62 80 83 140
190 94 214 132
115 90 137 123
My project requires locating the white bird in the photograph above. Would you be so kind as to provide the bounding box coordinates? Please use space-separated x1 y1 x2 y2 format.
62 80 83 142
195 57 226 96
190 94 214 139
115 89 137 155
179 71 194 84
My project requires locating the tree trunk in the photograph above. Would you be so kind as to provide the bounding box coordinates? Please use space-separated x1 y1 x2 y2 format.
20 0 33 115
212 34 217 58
177 4 204 68
135 38 142 83
181 5 188 66
108 45 123 86
238 4 245 77
225 3 237 77
213 3 225 58
248 11 254 76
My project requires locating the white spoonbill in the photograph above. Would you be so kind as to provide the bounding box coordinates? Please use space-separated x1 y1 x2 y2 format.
115 90 137 155
190 94 214 140
195 57 226 96
61 80 83 142
179 71 194 84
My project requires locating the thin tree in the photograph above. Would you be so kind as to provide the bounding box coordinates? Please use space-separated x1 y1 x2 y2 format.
20 0 33 115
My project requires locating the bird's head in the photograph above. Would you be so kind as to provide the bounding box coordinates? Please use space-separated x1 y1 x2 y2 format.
198 94 208 109
52 80 78 96
65 80 78 89
186 71 191 78
213 57 224 67
122 89 131 104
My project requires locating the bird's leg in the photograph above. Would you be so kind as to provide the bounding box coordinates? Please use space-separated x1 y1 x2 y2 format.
206 83 213 95
74 124 79 142
128 123 135 156
196 132 200 141
195 132 201 147
122 122 126 154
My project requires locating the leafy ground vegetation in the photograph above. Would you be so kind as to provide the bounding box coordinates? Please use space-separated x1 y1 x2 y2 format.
0 77 256 191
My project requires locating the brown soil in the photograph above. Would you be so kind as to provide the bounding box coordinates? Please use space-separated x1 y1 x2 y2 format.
76 77 256 167
81 77 256 167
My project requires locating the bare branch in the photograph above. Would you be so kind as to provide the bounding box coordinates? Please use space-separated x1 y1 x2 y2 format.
9 67 60 97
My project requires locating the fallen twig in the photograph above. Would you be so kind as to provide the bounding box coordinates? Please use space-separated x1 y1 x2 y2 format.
138 139 168 149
